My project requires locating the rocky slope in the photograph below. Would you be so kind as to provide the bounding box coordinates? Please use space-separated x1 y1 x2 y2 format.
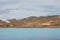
0 15 60 28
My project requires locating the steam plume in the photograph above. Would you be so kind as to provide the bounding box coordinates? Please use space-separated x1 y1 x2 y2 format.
0 15 10 23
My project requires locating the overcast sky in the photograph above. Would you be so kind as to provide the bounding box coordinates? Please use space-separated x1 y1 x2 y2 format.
0 0 60 19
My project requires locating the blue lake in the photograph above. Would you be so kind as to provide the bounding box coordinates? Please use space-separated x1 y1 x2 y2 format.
0 28 60 40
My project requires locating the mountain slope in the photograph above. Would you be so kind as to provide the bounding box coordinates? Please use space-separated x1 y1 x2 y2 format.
0 15 60 28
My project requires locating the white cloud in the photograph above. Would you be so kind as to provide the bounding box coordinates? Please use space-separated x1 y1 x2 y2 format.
0 0 60 19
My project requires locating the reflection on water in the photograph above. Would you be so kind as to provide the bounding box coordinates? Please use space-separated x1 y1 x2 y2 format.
0 28 60 40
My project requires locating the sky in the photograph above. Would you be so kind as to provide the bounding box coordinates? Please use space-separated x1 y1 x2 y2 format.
0 0 60 19
0 28 60 40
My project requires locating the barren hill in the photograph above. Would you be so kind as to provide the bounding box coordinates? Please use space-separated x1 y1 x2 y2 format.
0 15 60 28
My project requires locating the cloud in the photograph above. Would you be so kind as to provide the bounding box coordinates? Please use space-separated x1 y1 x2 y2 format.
0 0 60 19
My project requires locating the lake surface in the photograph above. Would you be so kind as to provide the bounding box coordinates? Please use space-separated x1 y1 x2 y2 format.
0 28 60 40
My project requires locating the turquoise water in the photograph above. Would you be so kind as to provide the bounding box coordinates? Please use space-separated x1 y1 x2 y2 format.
0 28 60 40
